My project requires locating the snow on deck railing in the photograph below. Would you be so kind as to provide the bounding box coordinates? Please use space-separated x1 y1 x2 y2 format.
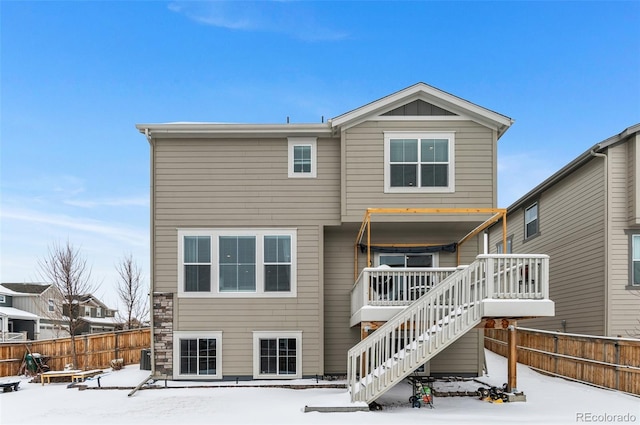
347 254 550 404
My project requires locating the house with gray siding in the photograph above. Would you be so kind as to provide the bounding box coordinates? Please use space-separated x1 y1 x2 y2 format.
489 124 640 338
137 83 554 403
0 283 65 340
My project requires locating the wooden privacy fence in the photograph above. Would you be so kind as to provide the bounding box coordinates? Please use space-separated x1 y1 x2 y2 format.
0 328 150 377
485 327 640 396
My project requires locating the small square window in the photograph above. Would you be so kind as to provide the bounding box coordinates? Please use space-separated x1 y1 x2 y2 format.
288 138 317 178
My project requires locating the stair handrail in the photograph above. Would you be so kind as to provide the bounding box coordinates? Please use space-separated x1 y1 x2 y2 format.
347 258 487 403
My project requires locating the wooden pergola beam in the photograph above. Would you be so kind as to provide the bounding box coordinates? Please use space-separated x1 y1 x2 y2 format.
354 207 508 278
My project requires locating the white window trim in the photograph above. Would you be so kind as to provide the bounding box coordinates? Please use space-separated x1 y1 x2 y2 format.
0 295 5 303
288 137 317 178
383 131 455 193
178 228 297 299
252 331 302 379
173 331 223 380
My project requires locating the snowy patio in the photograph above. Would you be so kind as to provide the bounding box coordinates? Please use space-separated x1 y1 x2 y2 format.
1 350 637 425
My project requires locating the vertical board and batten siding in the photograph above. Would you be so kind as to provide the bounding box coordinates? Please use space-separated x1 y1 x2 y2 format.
489 158 606 335
341 120 496 222
609 141 640 336
153 137 340 377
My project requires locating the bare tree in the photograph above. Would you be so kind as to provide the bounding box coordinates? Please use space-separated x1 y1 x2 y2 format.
38 241 96 368
115 254 149 330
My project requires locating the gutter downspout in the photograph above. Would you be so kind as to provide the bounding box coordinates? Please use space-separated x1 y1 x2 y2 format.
590 149 608 335
130 128 155 396
146 129 156 376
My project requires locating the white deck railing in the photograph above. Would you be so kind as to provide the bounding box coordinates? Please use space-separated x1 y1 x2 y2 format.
347 254 550 404
1 332 27 342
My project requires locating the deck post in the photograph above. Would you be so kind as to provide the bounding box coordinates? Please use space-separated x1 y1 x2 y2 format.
507 324 517 392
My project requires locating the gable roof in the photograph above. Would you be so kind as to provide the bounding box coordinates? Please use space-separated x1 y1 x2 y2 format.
1 283 52 295
136 82 513 139
70 294 115 311
330 82 514 137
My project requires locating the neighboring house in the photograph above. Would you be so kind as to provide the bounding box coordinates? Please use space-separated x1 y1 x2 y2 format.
0 285 40 341
64 294 120 335
0 283 66 340
137 82 554 403
489 124 640 338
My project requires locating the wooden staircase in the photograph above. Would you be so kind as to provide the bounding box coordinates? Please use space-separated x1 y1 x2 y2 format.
347 254 550 404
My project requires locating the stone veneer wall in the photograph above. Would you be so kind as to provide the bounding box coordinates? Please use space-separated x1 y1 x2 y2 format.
152 292 174 377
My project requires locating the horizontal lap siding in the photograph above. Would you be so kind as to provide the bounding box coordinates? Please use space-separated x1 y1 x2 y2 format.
170 226 322 377
154 138 340 226
342 121 496 221
491 158 606 335
430 331 482 375
609 142 640 336
323 225 361 374
152 137 340 377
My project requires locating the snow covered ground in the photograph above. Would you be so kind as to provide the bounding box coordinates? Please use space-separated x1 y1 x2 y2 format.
1 350 638 425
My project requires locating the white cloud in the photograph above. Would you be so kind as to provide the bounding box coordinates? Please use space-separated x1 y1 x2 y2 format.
168 1 349 42
1 208 147 247
64 196 149 208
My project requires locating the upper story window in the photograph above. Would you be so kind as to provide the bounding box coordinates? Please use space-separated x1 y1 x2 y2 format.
496 236 513 254
0 295 5 304
96 307 102 317
288 137 317 178
179 229 297 298
384 132 455 193
48 299 54 312
524 202 539 240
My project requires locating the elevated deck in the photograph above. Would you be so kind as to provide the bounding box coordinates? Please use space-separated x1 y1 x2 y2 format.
350 254 554 327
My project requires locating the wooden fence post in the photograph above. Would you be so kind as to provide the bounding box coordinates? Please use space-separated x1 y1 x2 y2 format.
614 340 620 391
507 325 517 392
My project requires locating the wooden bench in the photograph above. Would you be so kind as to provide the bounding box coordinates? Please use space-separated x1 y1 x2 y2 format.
0 381 20 392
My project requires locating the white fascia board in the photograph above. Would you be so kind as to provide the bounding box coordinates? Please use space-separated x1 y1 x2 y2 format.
136 123 333 139
330 82 513 137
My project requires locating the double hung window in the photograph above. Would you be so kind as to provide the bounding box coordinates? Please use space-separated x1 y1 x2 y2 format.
179 229 296 298
524 202 539 240
384 132 455 193
496 236 513 254
288 137 317 178
631 235 640 286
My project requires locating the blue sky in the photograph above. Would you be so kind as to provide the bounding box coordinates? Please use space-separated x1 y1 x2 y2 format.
2 1 639 310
